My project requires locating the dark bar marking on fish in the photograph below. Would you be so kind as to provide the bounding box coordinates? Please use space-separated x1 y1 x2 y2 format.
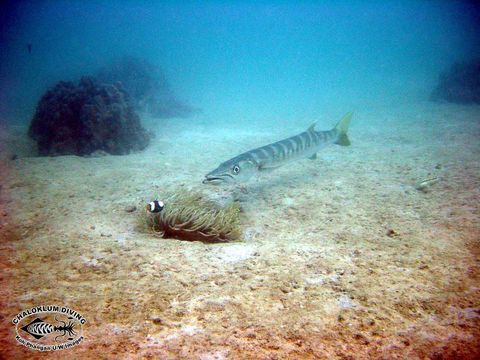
273 142 286 160
301 132 311 148
290 136 299 152
244 152 258 165
262 145 276 159
279 139 293 157
307 131 314 147
297 135 305 152
287 138 297 155
248 150 261 163
282 142 289 159
252 148 269 160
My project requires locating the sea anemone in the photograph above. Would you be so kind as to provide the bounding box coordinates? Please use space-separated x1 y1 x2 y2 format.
141 191 241 242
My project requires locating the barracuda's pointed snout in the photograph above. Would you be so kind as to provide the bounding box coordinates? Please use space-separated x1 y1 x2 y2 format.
202 175 228 185
203 167 235 185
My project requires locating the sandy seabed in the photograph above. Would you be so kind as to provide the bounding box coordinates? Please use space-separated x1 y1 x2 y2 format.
0 100 479 359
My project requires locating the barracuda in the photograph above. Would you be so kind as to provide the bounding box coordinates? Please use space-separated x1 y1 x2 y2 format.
203 112 353 185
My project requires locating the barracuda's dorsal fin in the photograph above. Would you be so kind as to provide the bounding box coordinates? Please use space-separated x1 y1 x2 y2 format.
307 122 317 132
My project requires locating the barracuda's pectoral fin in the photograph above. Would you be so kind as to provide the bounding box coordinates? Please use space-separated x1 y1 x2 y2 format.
308 153 317 160
258 163 282 171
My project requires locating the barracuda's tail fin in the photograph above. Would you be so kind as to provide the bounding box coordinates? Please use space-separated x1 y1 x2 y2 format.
334 112 353 146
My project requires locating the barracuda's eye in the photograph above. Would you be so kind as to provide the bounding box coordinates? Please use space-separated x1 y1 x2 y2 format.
232 165 240 174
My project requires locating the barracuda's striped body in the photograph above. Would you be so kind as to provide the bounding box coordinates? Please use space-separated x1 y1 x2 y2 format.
203 112 353 185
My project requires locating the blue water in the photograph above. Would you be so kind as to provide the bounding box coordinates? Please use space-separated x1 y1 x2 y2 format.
1 1 479 125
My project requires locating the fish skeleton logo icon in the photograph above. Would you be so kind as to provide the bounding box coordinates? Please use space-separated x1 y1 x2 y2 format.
21 317 77 341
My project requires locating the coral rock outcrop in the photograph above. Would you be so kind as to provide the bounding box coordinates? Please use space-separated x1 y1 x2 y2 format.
28 77 150 156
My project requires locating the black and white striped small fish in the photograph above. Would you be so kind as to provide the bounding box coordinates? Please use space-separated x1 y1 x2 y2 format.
203 112 353 185
146 200 165 213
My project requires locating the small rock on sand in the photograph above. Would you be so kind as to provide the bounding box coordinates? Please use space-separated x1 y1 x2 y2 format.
338 295 357 309
125 205 137 213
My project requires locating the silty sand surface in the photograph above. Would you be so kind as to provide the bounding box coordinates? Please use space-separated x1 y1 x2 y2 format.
0 101 479 359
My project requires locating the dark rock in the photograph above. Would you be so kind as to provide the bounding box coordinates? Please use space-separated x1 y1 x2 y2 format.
431 59 480 104
124 205 137 213
386 229 398 237
96 56 199 119
28 77 150 156
150 316 163 325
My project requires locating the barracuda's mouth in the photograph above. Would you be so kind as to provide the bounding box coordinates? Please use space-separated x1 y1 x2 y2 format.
202 173 234 185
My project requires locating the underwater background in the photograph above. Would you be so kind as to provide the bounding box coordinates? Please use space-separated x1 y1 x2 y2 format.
1 1 479 359
1 1 479 126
